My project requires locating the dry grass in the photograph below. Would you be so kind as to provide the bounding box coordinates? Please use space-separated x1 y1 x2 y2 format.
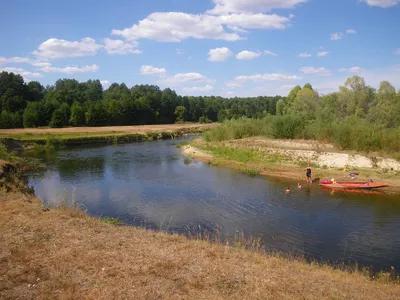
1 193 399 300
0 124 215 135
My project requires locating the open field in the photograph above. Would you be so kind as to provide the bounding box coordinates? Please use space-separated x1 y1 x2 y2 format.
1 192 399 300
0 124 215 140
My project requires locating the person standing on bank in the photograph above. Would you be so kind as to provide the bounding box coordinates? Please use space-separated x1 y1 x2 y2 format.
305 163 312 185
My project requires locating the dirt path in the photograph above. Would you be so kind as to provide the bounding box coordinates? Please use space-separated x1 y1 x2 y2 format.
0 123 216 135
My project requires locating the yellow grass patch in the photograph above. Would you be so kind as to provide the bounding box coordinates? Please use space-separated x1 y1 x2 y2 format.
1 192 399 299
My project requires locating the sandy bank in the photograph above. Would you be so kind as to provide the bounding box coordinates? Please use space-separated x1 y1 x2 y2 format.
182 137 400 191
1 193 399 299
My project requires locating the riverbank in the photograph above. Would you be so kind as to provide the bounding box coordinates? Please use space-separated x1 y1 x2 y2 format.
0 124 215 149
1 191 399 299
182 137 400 192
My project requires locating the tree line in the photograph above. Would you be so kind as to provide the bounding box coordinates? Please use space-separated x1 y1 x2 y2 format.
0 71 399 129
0 71 280 128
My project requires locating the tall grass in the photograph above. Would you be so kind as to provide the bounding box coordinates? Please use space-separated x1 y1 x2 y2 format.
204 116 400 156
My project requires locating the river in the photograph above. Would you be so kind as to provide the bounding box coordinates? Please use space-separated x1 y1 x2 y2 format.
25 136 400 272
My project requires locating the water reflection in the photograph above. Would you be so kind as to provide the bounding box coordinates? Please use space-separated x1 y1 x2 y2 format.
25 138 400 271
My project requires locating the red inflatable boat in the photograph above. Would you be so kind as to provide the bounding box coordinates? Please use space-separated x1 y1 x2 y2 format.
319 180 389 190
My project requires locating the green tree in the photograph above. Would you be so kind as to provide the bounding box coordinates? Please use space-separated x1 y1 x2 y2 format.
69 102 86 126
0 110 11 128
174 106 185 123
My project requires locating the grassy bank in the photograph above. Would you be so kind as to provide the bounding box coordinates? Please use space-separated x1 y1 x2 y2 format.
1 192 399 299
0 124 214 150
204 117 400 159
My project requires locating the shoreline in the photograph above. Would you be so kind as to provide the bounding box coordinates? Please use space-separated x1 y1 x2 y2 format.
1 192 399 299
181 138 400 193
0 124 215 150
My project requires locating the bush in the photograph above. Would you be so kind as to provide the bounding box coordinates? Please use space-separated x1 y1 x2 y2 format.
271 115 304 139
199 116 212 124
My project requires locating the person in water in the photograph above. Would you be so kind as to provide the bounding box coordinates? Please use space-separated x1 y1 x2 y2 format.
298 183 302 190
305 163 312 185
285 187 291 193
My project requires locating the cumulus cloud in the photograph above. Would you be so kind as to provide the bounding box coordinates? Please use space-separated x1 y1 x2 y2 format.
330 32 344 40
317 51 329 57
360 0 400 8
33 37 102 59
226 81 244 88
346 29 357 34
111 11 293 43
157 73 215 86
264 50 277 56
207 0 307 14
40 64 99 74
103 38 141 55
208 47 233 62
176 48 184 55
0 67 43 79
298 52 312 57
299 67 332 76
140 65 167 75
236 50 261 60
183 85 215 92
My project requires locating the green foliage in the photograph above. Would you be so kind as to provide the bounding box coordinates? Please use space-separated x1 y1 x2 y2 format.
174 106 185 123
272 115 304 139
45 135 65 149
199 115 212 124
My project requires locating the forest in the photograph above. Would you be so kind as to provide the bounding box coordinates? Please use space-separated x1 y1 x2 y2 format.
0 71 280 128
0 71 399 131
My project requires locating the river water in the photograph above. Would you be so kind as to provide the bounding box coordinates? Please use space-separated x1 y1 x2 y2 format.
26 136 400 271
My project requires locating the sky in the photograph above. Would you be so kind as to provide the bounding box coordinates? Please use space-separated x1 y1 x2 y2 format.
0 0 399 97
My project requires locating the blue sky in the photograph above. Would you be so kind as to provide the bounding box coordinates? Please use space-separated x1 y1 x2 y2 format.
1 0 399 97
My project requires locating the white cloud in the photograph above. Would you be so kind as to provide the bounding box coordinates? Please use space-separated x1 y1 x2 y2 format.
317 51 329 57
33 37 102 59
349 66 365 73
140 65 167 75
0 56 51 68
236 50 261 60
226 81 244 88
298 52 312 57
103 38 141 55
395 48 400 55
183 85 215 92
40 64 99 74
338 66 365 73
208 0 307 14
0 67 43 79
346 29 357 34
299 67 332 76
208 47 233 62
227 25 248 33
264 50 277 56
100 80 111 89
157 73 215 86
176 48 184 55
234 73 299 83
360 0 400 8
111 12 292 43
330 32 344 40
